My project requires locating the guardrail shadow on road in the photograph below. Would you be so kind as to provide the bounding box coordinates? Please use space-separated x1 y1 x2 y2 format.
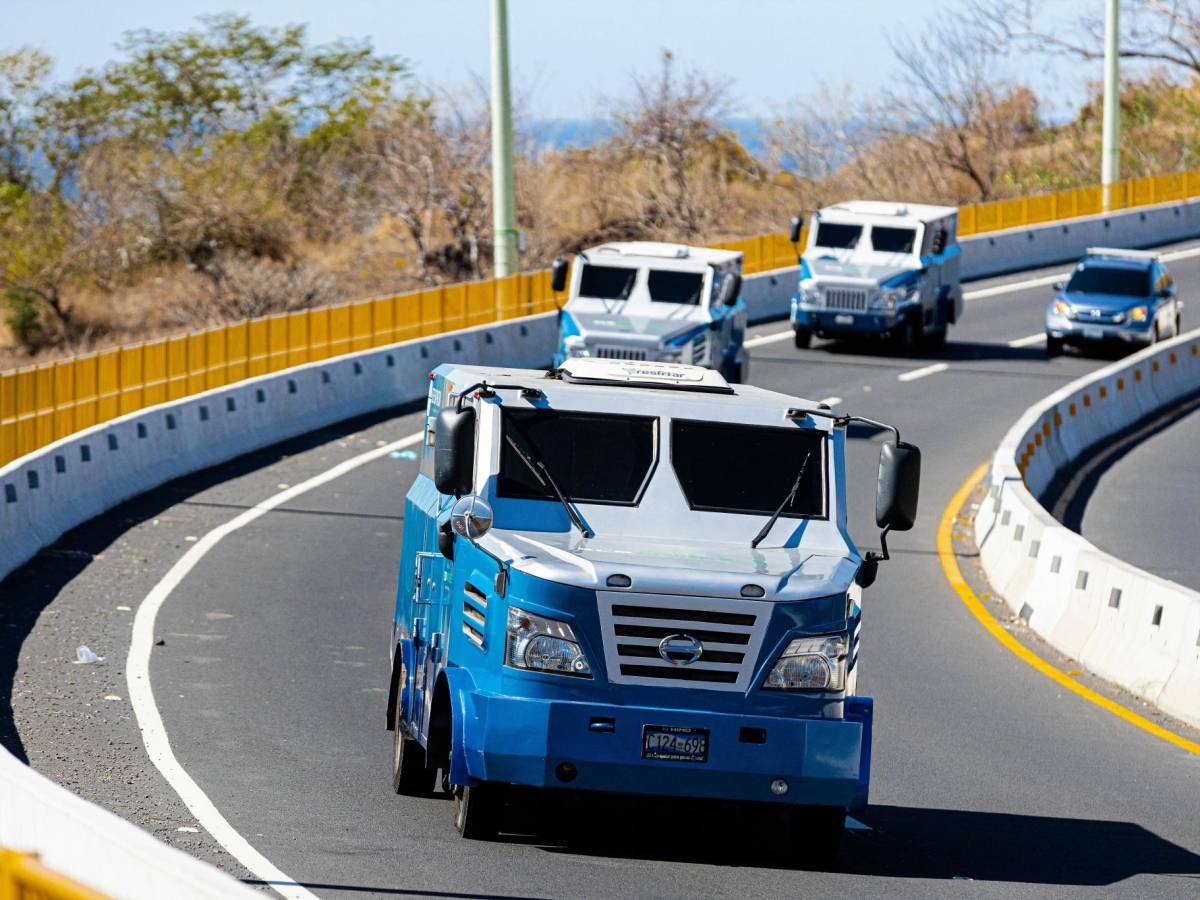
0 403 418 766
530 799 1200 885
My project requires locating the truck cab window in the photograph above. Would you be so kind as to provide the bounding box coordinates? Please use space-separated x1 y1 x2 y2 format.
671 420 826 517
647 270 705 305
814 222 862 250
579 264 637 300
870 226 917 254
498 408 657 505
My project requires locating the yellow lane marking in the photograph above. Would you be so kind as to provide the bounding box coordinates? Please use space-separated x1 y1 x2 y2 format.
938 462 1200 756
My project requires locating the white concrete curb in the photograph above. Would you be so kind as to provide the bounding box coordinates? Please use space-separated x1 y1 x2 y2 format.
975 329 1200 730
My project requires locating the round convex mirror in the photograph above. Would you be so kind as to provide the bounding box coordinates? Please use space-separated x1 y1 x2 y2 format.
450 495 494 541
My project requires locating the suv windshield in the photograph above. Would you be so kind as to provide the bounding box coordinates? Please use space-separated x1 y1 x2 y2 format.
498 408 656 505
871 226 917 253
814 222 862 249
647 269 705 305
579 264 637 300
671 420 826 517
1067 265 1152 298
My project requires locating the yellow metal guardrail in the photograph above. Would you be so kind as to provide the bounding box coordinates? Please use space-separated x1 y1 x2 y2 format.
0 849 107 899
3 168 1200 468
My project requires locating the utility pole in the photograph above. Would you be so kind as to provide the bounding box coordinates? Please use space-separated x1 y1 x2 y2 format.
490 0 518 277
1101 0 1120 210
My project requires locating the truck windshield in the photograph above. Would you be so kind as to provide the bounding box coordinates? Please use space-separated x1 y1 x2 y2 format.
671 420 826 518
498 408 656 505
579 264 637 300
647 270 705 305
814 222 862 249
1067 266 1151 297
871 226 917 253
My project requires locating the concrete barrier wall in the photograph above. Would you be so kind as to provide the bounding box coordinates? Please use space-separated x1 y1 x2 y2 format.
975 329 1200 729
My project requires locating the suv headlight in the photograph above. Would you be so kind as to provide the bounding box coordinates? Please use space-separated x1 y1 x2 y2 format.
764 633 847 691
506 606 591 677
563 334 589 357
1129 305 1149 322
1051 299 1073 319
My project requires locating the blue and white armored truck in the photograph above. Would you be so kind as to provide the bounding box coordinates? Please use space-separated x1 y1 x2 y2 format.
789 202 962 352
550 241 749 382
386 357 921 861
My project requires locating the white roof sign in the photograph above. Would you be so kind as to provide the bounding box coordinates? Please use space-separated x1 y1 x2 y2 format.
558 358 733 393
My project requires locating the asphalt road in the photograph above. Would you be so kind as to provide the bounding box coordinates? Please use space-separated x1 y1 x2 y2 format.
5 243 1200 899
1073 398 1200 593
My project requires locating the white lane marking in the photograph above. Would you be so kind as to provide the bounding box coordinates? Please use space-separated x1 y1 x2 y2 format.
744 330 793 348
1160 244 1200 262
897 362 949 382
127 431 425 900
1007 333 1047 348
818 396 843 407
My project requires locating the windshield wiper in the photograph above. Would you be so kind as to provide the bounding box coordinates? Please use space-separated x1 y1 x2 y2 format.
751 452 812 549
503 431 594 539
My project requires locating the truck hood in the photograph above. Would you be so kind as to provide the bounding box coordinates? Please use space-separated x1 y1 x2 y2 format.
483 530 856 601
807 255 913 286
570 309 706 347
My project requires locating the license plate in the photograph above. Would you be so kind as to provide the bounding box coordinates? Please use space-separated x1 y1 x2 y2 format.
1083 327 1105 339
835 314 855 326
642 725 709 763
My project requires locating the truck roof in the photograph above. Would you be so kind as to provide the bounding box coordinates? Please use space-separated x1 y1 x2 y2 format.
435 361 824 416
584 241 742 266
819 200 957 225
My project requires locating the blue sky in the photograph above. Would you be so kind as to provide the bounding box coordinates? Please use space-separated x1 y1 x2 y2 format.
12 0 1096 120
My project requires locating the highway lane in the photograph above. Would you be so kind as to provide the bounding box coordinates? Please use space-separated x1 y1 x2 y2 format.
1070 398 1200 593
7 245 1200 898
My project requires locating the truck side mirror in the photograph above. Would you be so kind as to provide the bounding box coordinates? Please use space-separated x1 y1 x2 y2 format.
434 406 476 497
875 441 921 531
551 257 569 293
788 215 804 244
719 273 742 306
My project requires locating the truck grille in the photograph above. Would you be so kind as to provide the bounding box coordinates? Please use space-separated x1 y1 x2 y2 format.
597 592 769 692
595 346 647 361
823 287 870 311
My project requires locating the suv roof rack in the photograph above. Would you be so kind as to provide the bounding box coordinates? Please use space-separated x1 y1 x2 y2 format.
1085 246 1160 261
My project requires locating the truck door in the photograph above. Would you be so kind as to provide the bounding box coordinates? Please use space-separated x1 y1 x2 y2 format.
411 550 451 737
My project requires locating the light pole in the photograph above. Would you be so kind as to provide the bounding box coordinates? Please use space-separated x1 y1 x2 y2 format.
1101 0 1120 210
490 0 518 277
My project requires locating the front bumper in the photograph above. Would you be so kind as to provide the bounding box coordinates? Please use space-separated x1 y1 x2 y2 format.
793 303 897 337
458 691 872 809
1046 316 1153 345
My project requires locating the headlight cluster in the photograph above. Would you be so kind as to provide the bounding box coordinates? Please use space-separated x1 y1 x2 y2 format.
799 279 821 306
1129 305 1149 322
563 335 589 358
506 607 591 677
872 284 916 311
764 633 848 691
1051 299 1074 319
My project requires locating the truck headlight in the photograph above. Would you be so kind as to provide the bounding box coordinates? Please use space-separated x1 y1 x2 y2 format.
800 279 821 305
659 346 684 362
764 633 847 691
1129 305 1149 322
506 607 591 677
563 335 589 357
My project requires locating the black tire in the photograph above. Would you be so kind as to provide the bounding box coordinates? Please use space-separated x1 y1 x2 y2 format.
453 783 503 840
1046 335 1063 358
896 318 921 355
1152 323 1160 344
923 327 947 351
1176 312 1182 336
392 685 436 796
790 805 845 868
725 357 743 384
793 326 812 350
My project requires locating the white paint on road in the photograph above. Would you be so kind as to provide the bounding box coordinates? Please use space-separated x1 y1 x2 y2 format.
127 431 425 900
744 330 793 348
1007 333 1047 348
897 362 949 382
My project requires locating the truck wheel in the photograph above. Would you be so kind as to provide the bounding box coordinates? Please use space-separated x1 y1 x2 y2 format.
896 319 921 355
453 783 503 840
1046 336 1063 358
724 358 743 384
793 326 812 350
392 699 436 796
791 805 844 868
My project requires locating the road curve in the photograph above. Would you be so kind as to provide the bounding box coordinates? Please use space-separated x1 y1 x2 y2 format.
6 245 1200 899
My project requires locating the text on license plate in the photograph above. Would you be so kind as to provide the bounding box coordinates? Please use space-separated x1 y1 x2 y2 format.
642 725 709 762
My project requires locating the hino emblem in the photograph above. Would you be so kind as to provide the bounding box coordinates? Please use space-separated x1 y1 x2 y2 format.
658 633 704 666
